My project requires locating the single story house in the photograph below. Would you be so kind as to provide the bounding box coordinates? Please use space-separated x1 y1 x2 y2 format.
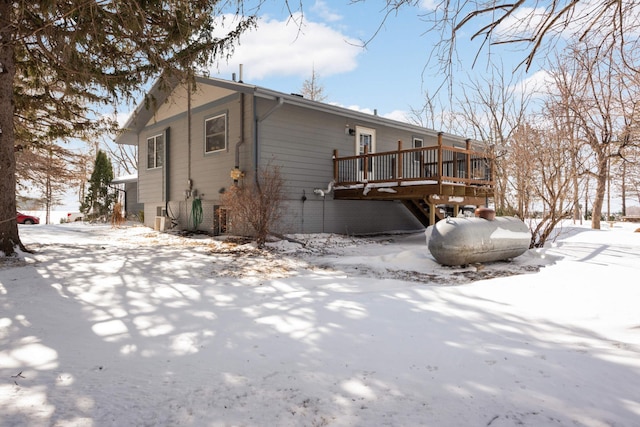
116 74 494 235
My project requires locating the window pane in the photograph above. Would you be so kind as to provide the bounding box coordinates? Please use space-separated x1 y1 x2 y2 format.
205 115 226 153
147 138 155 168
359 134 372 154
155 135 164 167
413 138 423 162
206 134 225 152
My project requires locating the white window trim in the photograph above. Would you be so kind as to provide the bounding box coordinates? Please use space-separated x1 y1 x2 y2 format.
147 133 163 170
204 113 227 154
354 126 376 155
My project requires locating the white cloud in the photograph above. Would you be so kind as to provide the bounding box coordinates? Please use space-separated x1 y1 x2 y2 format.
210 13 362 81
326 103 413 125
495 6 544 41
312 0 343 22
510 69 552 97
328 102 374 115
114 111 132 128
382 109 412 124
494 1 640 43
418 0 439 11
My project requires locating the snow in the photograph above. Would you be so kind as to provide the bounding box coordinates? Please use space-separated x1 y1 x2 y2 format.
1 220 639 426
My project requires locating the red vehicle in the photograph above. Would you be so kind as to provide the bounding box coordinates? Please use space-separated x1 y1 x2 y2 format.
16 212 40 225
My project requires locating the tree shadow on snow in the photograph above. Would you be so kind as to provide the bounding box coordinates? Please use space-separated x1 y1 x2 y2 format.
0 229 638 426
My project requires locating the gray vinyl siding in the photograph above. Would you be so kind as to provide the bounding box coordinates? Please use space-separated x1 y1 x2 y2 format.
138 124 166 204
255 100 440 199
132 79 471 233
187 104 233 201
124 182 143 217
255 99 426 234
137 91 253 231
255 101 348 197
276 199 422 235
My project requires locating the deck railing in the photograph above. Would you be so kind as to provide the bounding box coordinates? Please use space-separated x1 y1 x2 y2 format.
333 139 494 188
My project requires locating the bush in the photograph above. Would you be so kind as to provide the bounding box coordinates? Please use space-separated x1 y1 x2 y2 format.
221 165 284 248
111 203 125 227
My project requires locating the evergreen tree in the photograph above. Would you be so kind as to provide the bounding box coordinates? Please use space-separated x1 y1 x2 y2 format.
0 0 267 256
81 151 115 221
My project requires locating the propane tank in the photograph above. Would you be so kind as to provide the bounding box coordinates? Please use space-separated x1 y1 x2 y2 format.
426 216 531 266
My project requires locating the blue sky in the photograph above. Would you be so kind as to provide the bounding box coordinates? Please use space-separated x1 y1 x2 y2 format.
58 0 552 211
204 0 545 126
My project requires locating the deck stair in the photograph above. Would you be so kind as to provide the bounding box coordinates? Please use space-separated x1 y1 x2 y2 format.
401 199 445 227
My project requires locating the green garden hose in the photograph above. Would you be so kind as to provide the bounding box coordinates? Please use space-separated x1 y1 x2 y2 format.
191 198 203 230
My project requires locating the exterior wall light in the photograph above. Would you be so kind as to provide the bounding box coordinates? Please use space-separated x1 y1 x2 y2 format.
345 124 355 135
230 167 244 181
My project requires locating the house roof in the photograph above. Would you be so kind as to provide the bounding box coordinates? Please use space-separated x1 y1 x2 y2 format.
112 173 138 184
115 75 477 146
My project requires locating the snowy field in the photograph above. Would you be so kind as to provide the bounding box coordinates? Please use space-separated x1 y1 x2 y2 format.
1 220 639 426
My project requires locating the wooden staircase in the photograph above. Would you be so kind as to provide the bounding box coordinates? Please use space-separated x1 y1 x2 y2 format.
401 199 445 227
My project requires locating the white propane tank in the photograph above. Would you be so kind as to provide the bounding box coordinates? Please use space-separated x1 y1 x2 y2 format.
426 216 531 266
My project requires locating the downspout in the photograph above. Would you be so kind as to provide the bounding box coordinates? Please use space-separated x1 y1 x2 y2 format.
186 78 192 225
253 96 284 182
235 65 245 174
164 127 171 215
187 78 192 185
235 92 245 173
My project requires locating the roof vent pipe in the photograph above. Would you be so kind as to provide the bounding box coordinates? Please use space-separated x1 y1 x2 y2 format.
239 64 243 83
232 72 236 82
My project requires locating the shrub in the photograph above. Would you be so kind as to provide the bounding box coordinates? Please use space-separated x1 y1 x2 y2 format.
221 165 284 248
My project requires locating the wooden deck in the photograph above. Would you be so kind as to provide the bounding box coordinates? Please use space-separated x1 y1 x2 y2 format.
332 139 495 226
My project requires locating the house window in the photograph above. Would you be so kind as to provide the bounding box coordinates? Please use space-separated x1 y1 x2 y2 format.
147 134 164 169
355 126 376 175
205 114 227 153
413 137 424 162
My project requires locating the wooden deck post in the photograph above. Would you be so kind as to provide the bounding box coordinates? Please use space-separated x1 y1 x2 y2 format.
437 132 443 193
333 149 338 183
363 145 369 181
466 139 471 181
397 140 403 184
429 201 436 225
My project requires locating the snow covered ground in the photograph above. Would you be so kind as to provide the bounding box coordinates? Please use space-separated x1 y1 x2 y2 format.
1 220 639 426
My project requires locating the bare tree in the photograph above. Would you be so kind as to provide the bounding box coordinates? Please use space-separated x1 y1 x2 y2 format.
374 1 640 73
517 119 576 247
300 66 327 102
612 57 640 216
546 42 637 229
221 165 285 248
106 141 138 177
408 90 459 133
453 63 533 215
15 143 84 223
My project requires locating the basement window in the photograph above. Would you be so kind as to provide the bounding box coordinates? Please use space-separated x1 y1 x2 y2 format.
213 205 229 235
205 113 227 153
